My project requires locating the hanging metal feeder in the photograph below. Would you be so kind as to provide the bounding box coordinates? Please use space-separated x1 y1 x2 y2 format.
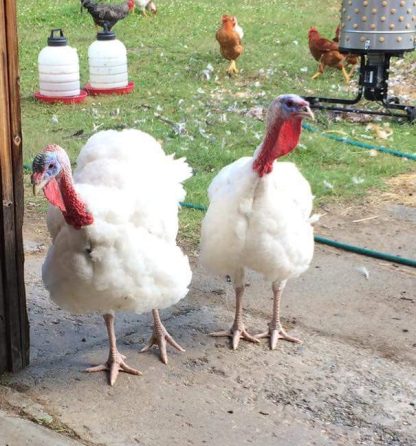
304 0 416 122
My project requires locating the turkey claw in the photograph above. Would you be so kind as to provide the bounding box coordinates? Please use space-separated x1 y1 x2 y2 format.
86 352 142 386
210 327 260 350
256 328 302 350
141 327 185 365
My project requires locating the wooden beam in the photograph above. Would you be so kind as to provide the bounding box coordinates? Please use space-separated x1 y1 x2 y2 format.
0 0 29 374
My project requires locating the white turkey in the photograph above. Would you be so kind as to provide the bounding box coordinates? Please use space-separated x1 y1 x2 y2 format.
31 129 192 385
200 94 316 350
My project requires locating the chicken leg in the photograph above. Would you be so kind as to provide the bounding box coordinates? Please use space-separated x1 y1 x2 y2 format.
227 60 238 75
311 55 350 83
340 64 350 83
86 313 142 386
140 309 185 364
256 280 302 349
210 270 259 349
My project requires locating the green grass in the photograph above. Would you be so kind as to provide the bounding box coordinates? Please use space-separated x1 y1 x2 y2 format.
18 0 416 244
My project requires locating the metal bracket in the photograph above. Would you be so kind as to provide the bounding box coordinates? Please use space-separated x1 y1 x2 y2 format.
304 54 416 122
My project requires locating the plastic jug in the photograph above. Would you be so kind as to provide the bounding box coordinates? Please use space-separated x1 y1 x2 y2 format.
38 29 80 97
88 25 128 89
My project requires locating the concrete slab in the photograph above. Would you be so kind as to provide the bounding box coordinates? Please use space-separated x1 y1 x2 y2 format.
0 409 83 446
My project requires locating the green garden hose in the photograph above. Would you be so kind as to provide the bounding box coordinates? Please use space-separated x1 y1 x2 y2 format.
302 122 416 161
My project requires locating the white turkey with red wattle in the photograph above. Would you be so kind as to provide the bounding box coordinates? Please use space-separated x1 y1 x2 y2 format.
200 94 317 350
31 129 192 385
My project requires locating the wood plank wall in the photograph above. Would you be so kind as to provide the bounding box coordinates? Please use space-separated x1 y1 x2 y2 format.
0 0 30 374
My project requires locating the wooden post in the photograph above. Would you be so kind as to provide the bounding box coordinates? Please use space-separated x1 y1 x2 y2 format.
0 0 30 373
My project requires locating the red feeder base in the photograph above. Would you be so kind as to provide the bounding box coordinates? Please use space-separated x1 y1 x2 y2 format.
34 90 88 104
84 81 135 96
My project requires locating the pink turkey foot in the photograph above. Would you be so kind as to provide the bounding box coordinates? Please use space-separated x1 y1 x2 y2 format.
140 309 185 364
86 313 142 386
256 280 302 350
210 283 259 350
210 324 260 350
256 324 302 350
86 350 142 386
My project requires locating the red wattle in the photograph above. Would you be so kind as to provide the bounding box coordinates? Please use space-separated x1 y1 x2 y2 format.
276 118 302 157
63 209 94 230
60 177 94 230
43 178 67 213
253 118 302 177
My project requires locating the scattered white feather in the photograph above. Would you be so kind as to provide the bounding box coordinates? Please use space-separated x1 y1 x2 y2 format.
202 70 211 81
92 122 103 132
309 213 321 224
173 122 186 135
323 180 334 190
352 176 365 185
355 266 370 280
201 64 213 80
51 115 59 124
198 127 210 139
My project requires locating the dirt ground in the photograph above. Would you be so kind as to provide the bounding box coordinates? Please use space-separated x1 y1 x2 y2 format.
1 180 415 446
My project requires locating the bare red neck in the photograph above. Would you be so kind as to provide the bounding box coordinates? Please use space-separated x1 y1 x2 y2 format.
252 117 302 177
60 172 94 229
44 168 94 230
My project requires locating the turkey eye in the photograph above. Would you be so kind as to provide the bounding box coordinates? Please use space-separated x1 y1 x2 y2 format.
286 100 294 107
48 163 54 169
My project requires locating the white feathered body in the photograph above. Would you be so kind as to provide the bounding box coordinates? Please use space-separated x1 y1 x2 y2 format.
200 156 314 282
43 129 192 314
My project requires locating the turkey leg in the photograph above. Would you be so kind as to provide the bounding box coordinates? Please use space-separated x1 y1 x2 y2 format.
256 280 302 349
210 270 259 349
86 313 142 386
140 309 185 364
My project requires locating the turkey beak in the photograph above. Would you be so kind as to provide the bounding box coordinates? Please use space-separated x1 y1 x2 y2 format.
32 183 42 196
299 105 315 121
31 175 48 196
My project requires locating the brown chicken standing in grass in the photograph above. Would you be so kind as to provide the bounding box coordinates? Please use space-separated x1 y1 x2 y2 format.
308 26 350 83
216 15 243 76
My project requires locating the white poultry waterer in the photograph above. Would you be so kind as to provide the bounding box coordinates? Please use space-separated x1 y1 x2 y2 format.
85 24 134 95
35 29 87 104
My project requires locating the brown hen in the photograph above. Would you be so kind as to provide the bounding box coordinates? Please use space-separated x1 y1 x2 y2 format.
308 27 350 83
216 15 243 75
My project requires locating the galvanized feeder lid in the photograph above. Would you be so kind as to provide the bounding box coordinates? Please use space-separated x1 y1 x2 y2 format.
47 29 68 47
339 0 416 53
